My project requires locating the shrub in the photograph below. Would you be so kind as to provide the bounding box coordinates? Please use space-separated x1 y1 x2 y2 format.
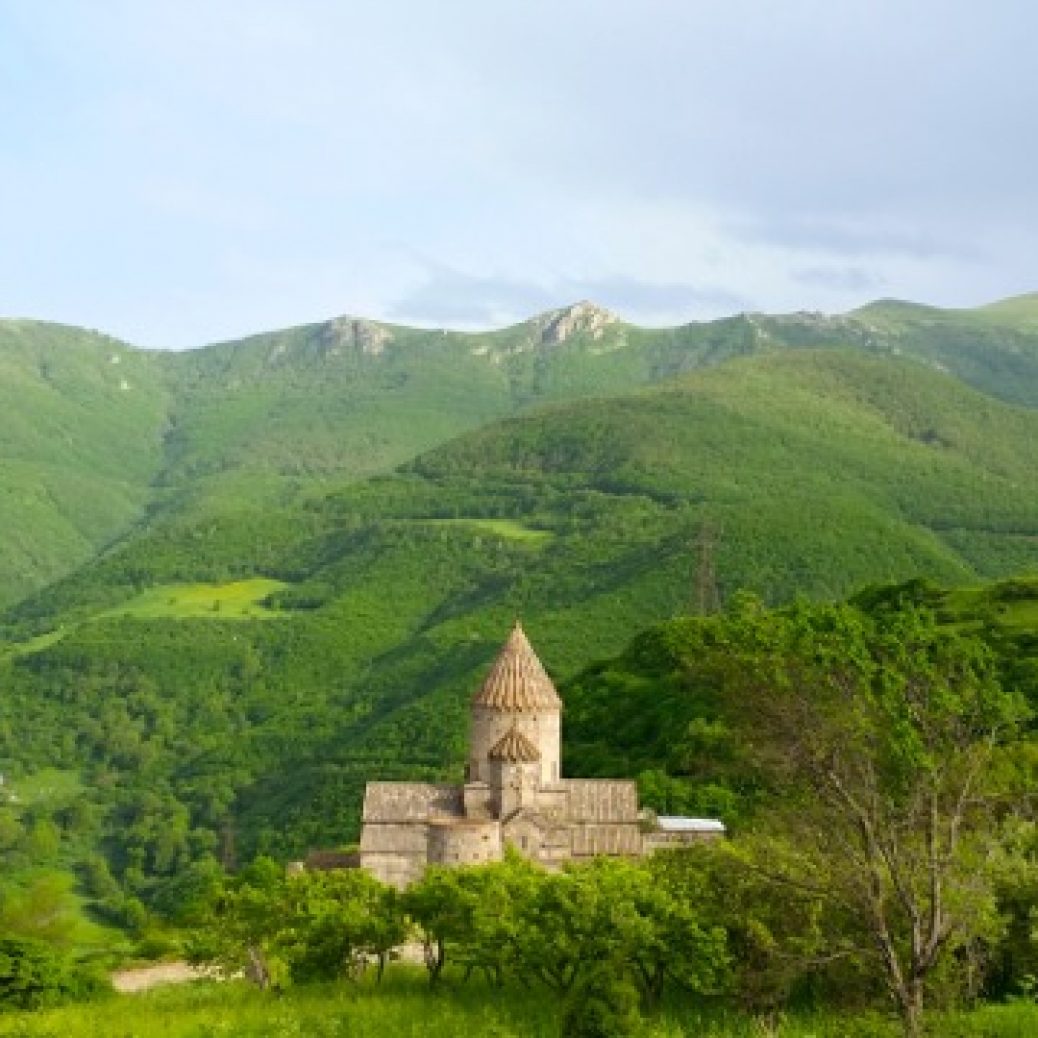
0 937 109 1011
561 965 644 1038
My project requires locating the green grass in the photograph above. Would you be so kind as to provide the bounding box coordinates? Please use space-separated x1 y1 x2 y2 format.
100 579 288 620
7 768 82 809
2 974 1037 1037
0 627 68 660
0 580 288 659
424 518 554 544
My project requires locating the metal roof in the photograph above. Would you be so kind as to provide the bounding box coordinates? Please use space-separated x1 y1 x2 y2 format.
656 816 726 832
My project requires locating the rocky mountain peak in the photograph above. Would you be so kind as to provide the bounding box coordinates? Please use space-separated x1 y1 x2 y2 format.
539 301 619 345
322 316 393 357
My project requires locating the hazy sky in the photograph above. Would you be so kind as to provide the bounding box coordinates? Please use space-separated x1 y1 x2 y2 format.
1 1 1035 348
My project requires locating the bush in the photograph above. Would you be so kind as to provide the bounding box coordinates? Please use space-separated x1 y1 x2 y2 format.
561 965 644 1038
0 937 109 1011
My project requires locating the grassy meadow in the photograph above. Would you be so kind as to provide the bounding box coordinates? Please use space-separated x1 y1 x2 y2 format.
2 974 1038 1038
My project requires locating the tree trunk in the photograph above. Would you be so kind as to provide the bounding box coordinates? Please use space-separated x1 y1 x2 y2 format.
896 979 925 1038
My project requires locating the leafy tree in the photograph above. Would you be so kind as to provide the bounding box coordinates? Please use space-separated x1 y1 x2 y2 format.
190 859 406 987
719 599 1029 1035
277 869 406 983
188 856 289 990
0 873 82 948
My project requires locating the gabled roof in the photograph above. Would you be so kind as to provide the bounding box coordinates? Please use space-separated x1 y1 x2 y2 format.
361 782 463 824
472 622 562 712
488 725 541 762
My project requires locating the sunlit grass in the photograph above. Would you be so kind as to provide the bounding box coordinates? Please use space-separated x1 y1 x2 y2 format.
101 579 288 619
425 518 553 545
2 971 1038 1038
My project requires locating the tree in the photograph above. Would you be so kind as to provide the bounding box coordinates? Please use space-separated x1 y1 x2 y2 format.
719 599 1028 1035
187 856 289 990
189 859 406 987
561 962 645 1038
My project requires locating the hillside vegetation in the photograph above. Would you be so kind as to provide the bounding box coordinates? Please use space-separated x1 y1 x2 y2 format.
1 345 1037 901
3 292 1038 607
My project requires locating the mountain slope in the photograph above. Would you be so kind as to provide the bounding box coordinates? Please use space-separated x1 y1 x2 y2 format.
2 349 1037 885
0 321 170 605
4 293 1038 608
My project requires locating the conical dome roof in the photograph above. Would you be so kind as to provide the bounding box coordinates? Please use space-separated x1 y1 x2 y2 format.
488 725 542 762
472 622 562 712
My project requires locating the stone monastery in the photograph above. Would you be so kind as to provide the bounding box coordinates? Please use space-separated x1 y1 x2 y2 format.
359 622 723 887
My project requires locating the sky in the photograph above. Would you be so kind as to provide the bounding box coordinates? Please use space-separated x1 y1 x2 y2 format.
1 0 1035 349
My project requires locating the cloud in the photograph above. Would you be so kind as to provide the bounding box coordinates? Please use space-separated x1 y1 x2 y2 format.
793 266 884 293
2 1 1036 346
730 216 982 262
386 262 747 329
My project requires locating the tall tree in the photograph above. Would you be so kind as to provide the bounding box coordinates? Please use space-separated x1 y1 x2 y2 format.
720 599 1028 1035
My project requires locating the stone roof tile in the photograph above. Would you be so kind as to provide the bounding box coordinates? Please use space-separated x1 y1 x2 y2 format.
472 622 562 712
488 725 542 762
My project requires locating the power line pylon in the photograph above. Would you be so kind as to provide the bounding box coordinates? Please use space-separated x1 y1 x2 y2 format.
693 521 721 615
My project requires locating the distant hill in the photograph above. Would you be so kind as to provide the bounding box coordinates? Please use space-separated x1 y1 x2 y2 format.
3 293 1038 607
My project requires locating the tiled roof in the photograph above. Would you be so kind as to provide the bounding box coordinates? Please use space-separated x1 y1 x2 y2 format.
488 725 542 762
361 782 463 823
472 622 562 712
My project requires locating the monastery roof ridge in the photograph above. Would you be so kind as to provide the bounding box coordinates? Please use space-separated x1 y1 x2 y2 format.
472 621 562 712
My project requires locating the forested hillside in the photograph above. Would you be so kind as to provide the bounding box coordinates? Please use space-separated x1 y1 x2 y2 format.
3 293 1038 607
2 333 1038 924
0 321 169 605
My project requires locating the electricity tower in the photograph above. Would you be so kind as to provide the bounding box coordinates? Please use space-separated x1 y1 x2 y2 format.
692 521 722 615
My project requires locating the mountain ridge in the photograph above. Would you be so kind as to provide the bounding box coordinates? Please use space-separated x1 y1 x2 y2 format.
2 292 1038 608
8 290 1038 353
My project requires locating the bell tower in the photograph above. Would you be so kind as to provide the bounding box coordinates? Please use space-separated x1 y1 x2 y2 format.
467 621 562 789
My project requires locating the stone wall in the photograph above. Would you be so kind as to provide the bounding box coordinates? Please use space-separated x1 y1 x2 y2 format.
428 818 501 866
468 706 559 785
641 829 724 854
359 822 430 887
491 758 541 818
570 823 642 857
362 782 462 823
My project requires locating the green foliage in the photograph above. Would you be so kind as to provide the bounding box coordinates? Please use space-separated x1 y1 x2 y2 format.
3 348 1038 892
0 937 108 1011
4 294 1038 612
562 964 646 1038
189 859 405 988
402 853 728 1005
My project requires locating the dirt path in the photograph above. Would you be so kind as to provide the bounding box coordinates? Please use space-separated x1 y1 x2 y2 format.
111 961 210 993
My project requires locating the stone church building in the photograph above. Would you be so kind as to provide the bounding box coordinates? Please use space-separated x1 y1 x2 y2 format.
358 622 723 887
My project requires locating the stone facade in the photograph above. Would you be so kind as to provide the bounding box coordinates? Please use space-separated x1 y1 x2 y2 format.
358 622 722 886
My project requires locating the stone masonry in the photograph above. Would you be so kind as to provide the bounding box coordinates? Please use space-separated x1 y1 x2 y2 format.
358 622 723 887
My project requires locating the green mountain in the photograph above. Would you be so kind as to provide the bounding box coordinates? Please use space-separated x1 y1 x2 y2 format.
0 321 170 605
2 335 1038 900
4 292 1038 609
